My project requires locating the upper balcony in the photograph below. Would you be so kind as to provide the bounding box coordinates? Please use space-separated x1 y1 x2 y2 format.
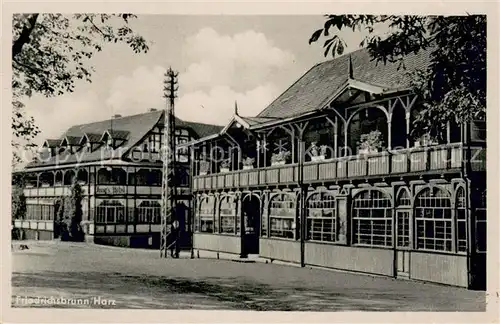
193 143 486 191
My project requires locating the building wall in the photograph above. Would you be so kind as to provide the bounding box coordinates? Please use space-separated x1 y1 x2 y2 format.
193 176 486 288
16 164 192 250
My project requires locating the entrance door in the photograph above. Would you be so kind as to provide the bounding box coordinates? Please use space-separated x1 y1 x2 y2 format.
242 194 261 255
395 209 411 278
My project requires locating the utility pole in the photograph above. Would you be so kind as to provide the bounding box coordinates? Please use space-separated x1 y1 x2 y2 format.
160 67 178 258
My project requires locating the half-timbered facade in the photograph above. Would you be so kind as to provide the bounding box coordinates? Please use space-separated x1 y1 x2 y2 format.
14 109 222 249
189 48 487 289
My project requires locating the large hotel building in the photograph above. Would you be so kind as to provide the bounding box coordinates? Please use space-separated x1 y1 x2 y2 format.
14 47 486 289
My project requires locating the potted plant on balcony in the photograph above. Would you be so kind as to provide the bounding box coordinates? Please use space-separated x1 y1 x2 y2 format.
242 157 255 170
199 156 210 176
271 150 291 166
309 142 328 161
358 130 384 155
220 159 231 173
415 133 438 147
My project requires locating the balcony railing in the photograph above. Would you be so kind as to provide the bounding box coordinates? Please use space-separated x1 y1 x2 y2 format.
193 144 486 191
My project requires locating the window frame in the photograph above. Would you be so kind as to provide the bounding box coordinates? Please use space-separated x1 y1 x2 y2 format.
219 195 237 235
352 189 393 248
414 187 453 253
306 191 337 243
197 195 215 233
268 193 296 240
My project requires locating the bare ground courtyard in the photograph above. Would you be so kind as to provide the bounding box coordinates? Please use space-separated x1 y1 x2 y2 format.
11 241 485 311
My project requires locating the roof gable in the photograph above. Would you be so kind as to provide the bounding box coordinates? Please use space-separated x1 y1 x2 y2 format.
42 139 60 148
60 135 82 146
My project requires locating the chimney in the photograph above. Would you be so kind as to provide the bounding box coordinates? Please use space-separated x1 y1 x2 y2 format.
112 114 122 119
149 108 157 112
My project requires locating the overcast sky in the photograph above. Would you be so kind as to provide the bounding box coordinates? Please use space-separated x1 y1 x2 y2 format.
24 15 376 143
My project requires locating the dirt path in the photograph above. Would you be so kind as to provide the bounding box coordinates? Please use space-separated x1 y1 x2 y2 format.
11 241 485 311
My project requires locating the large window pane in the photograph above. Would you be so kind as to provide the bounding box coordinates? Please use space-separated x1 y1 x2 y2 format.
352 190 392 247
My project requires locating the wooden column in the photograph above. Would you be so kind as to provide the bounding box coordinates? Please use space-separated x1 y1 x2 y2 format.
296 121 308 268
344 127 349 157
209 141 214 174
263 134 268 167
388 113 393 150
237 192 246 258
405 112 411 148
334 116 338 158
446 121 451 144
256 138 261 168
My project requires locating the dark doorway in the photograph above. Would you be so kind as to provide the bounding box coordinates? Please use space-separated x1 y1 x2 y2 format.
242 194 261 255
174 202 191 250
391 105 407 149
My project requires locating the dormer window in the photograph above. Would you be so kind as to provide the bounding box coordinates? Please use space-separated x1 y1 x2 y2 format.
100 129 129 150
59 136 82 154
79 132 101 152
39 139 59 159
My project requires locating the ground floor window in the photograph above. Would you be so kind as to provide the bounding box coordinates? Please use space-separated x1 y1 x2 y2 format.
137 201 161 224
219 195 237 234
415 187 452 252
306 192 336 242
269 193 296 239
198 196 215 233
95 200 125 224
25 204 55 221
352 190 392 247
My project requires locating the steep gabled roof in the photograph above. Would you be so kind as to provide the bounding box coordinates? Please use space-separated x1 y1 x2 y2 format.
25 110 223 169
26 110 164 168
175 118 223 138
257 47 432 119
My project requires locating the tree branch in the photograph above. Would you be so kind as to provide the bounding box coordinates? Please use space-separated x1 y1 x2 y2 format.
12 14 39 59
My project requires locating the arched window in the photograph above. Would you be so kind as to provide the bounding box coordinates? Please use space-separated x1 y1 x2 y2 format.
54 171 63 186
414 187 452 252
396 188 411 248
76 169 88 184
352 190 392 247
198 196 215 233
137 201 161 224
219 195 237 234
95 200 125 224
63 170 75 185
455 187 467 253
306 192 336 242
269 193 296 239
